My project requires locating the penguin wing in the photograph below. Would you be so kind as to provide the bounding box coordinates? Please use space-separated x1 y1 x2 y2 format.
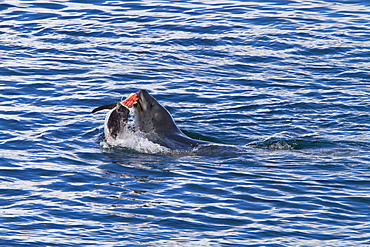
91 103 117 113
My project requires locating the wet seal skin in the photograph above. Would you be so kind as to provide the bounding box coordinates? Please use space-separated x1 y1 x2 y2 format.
133 90 208 150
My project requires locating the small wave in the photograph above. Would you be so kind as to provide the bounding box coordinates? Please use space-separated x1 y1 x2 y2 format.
248 139 299 151
301 148 358 157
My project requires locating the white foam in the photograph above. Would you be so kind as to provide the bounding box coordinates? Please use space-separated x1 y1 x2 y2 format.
100 108 170 154
101 127 171 154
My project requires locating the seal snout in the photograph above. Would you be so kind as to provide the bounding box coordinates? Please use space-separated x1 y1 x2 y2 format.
135 90 152 112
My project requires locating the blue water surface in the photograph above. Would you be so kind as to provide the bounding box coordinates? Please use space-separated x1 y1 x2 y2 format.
1 0 370 246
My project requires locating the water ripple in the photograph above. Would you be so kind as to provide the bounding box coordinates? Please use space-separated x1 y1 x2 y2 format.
1 0 370 246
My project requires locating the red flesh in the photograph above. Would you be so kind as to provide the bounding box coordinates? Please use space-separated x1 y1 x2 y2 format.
120 93 138 108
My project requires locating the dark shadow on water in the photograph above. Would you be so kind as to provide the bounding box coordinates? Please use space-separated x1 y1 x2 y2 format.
247 136 361 157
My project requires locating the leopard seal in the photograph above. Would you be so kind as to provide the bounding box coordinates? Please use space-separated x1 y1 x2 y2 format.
92 90 208 151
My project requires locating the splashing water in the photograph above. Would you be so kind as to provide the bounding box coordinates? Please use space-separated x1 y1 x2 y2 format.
101 109 171 154
101 128 171 155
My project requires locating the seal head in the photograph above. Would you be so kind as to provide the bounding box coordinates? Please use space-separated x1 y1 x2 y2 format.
134 90 207 150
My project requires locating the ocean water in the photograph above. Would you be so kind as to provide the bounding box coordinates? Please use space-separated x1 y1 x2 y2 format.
1 0 370 246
